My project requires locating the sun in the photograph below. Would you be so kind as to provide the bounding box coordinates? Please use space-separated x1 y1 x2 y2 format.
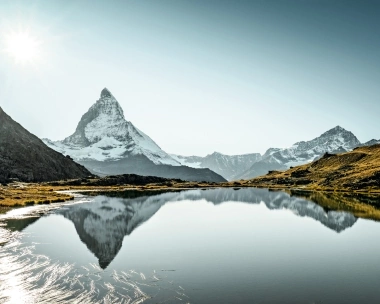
4 31 41 64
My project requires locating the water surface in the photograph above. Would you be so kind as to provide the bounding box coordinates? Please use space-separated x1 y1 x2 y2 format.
1 188 380 303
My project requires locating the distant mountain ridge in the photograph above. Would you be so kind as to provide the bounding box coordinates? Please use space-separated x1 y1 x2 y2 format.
171 152 261 181
236 125 362 179
174 126 379 180
43 88 226 183
0 107 91 183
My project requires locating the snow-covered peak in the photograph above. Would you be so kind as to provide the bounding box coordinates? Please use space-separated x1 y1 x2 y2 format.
43 88 180 166
319 125 356 140
363 139 380 146
289 126 360 153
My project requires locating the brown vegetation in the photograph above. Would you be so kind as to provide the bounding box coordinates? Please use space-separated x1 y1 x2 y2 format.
0 183 74 209
2 145 380 212
245 144 380 193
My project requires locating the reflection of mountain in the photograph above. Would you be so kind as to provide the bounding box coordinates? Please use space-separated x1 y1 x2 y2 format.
162 188 357 233
57 188 358 268
58 195 166 269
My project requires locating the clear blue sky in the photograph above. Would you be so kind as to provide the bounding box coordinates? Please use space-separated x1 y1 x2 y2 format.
0 0 379 155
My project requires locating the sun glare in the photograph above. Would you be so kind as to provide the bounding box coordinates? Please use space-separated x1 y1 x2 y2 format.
4 31 41 64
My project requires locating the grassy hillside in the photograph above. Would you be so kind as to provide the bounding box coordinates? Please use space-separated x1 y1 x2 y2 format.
245 144 380 193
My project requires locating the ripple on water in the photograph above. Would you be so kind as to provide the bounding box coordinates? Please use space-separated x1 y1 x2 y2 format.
0 199 189 304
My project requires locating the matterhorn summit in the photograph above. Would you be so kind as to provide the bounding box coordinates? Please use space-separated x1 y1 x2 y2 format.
43 88 226 182
45 88 179 165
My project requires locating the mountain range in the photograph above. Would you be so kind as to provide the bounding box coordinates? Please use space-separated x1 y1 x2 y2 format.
2 87 378 183
174 126 380 180
43 88 226 183
0 107 91 183
42 87 379 182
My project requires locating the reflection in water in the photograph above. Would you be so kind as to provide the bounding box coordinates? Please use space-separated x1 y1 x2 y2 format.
53 189 359 270
0 239 182 303
57 195 166 269
1 188 379 303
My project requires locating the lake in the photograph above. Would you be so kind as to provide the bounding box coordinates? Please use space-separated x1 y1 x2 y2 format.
1 188 380 303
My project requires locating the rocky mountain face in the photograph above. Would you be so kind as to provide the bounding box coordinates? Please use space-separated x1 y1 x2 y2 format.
43 88 226 183
172 126 364 180
236 126 361 179
171 152 262 181
0 107 91 183
361 139 380 146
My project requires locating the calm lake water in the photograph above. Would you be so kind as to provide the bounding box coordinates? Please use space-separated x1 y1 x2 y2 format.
1 188 380 303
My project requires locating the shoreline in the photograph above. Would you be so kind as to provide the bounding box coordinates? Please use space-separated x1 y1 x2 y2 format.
2 178 380 211
1 182 380 222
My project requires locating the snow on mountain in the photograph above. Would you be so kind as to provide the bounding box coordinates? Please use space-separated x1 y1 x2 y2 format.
170 152 262 181
172 126 366 181
43 88 227 182
272 125 361 167
43 88 180 166
170 154 203 169
237 126 362 180
361 139 380 146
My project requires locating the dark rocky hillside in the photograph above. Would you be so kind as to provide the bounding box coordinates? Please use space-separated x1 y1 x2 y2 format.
0 107 92 183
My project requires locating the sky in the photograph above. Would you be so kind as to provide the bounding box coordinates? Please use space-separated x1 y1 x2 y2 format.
0 0 379 156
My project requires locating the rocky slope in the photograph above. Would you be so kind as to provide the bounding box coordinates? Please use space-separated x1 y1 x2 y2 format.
0 107 91 183
43 88 226 183
247 144 380 192
171 152 262 181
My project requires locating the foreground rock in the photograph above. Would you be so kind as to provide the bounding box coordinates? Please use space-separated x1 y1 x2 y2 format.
0 107 92 184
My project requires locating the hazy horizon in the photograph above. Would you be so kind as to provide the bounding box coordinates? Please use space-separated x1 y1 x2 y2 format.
1 0 379 156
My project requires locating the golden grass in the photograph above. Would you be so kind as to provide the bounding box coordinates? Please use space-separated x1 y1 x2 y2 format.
245 144 380 193
0 183 74 207
0 180 222 208
2 147 380 218
288 190 380 221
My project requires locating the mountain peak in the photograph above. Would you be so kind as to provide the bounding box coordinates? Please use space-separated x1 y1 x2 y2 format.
320 125 356 139
211 151 223 156
101 87 112 98
331 125 345 132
